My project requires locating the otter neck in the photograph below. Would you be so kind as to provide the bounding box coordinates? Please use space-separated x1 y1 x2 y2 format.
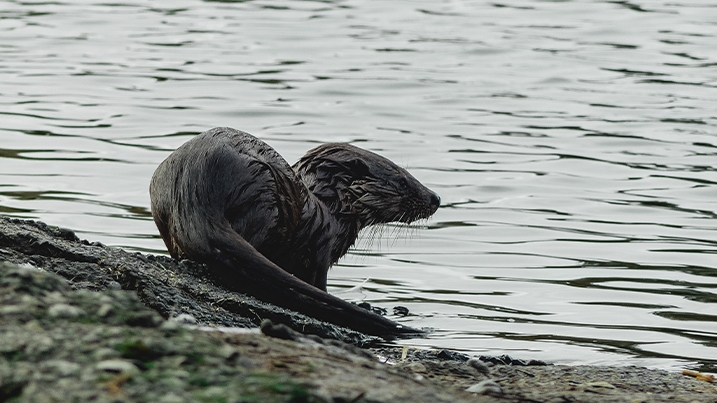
296 168 365 265
303 194 361 265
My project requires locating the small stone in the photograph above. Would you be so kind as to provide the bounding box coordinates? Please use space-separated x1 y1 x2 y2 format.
467 358 491 375
107 281 122 290
172 313 196 324
198 386 225 400
160 320 182 331
370 306 387 316
466 380 502 395
305 334 325 344
170 369 191 379
45 291 68 304
586 381 616 389
260 319 299 341
159 393 184 403
218 344 239 360
126 311 164 327
97 304 113 317
96 359 140 375
20 294 40 306
393 306 410 316
159 377 186 390
0 305 28 315
93 348 121 361
436 349 469 362
407 362 427 373
43 360 81 377
48 303 85 318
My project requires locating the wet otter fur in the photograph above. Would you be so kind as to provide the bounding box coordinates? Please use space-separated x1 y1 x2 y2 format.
149 127 440 337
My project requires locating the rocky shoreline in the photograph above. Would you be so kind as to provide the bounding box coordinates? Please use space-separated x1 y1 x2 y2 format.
1 215 716 402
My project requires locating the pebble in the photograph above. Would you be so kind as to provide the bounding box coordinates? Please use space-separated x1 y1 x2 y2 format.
466 380 502 395
96 359 140 375
392 306 410 316
586 381 616 389
467 358 491 375
96 304 113 317
106 281 122 290
42 360 81 377
48 303 85 318
160 320 182 331
159 393 185 403
407 362 427 373
172 313 197 324
93 348 121 361
0 305 28 315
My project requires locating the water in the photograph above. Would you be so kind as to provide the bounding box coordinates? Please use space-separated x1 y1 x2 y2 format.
2 0 716 371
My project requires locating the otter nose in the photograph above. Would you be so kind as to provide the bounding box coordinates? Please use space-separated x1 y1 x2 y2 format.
429 192 440 211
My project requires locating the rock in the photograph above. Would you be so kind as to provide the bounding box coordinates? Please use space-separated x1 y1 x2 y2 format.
260 319 300 341
436 349 469 362
42 360 81 377
586 381 617 389
96 304 113 317
467 358 491 375
392 306 410 316
47 303 85 318
407 362 427 373
96 359 140 376
466 380 502 395
172 313 197 324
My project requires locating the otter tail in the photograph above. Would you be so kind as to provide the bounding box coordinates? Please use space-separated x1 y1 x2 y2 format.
205 224 423 338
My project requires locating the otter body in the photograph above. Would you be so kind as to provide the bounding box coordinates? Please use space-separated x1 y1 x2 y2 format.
150 127 439 336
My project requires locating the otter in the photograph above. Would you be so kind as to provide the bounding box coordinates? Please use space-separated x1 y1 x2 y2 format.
149 127 440 337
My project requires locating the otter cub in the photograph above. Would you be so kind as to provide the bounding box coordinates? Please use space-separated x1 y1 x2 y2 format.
150 127 440 337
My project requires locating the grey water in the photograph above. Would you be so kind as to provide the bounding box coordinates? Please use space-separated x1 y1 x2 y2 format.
2 0 716 371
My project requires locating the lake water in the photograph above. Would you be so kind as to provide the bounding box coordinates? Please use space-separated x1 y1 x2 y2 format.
2 0 716 371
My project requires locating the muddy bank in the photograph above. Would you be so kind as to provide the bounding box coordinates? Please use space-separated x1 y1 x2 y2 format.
2 216 717 402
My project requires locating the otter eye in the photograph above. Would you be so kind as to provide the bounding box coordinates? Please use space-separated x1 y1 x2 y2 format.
398 177 408 189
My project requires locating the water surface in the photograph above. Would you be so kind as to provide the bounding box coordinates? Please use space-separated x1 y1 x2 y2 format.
2 0 716 371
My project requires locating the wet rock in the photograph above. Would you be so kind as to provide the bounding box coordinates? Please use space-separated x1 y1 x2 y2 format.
436 349 470 362
47 303 85 318
171 313 197 324
467 358 491 375
96 359 140 375
466 379 502 395
260 319 300 341
357 301 387 316
407 362 427 373
477 354 548 366
392 306 410 316
41 360 81 377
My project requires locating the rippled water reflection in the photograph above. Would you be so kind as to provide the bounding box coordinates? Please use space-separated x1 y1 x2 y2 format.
2 0 716 370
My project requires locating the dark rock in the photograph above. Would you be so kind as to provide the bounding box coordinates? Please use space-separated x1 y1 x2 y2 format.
393 306 410 316
260 319 300 341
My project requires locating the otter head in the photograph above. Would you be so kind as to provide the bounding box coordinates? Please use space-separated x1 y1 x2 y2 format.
294 143 440 230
